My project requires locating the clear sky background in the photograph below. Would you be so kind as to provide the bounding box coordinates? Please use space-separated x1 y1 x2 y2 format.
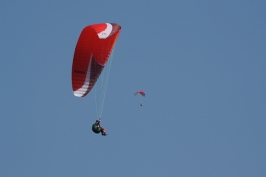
1 1 266 177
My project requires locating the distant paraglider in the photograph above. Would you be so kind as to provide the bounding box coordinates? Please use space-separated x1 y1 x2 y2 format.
134 90 145 106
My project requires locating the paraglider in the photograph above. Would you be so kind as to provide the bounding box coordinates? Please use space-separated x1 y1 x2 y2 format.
71 23 121 136
92 120 107 136
134 90 145 106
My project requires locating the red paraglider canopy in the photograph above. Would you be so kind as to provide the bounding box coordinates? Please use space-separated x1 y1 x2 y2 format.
72 23 121 97
134 90 145 97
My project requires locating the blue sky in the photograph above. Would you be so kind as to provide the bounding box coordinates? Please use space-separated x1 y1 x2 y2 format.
1 1 266 176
